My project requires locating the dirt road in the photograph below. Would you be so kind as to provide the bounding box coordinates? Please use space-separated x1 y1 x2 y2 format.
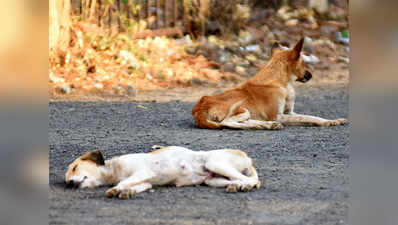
49 85 349 225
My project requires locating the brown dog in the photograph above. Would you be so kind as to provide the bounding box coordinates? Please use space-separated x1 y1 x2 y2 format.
192 38 347 130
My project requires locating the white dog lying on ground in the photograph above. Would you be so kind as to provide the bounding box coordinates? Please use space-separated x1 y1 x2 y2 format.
65 146 261 199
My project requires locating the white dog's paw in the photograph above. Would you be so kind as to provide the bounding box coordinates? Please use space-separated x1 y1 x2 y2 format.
336 118 347 125
106 187 121 198
323 118 347 126
255 180 261 189
106 187 136 199
226 183 241 193
118 189 136 199
240 184 253 192
240 182 260 192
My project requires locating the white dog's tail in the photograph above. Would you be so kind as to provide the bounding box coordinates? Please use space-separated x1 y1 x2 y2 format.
249 166 261 189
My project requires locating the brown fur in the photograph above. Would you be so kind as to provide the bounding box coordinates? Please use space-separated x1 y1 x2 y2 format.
65 158 98 182
226 149 248 157
80 149 105 165
149 148 169 154
192 38 346 129
65 147 261 196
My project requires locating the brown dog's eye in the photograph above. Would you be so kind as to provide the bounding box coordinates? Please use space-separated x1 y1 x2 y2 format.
72 165 77 172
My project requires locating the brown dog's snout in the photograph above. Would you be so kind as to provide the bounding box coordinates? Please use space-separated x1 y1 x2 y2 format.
297 71 312 83
304 71 312 81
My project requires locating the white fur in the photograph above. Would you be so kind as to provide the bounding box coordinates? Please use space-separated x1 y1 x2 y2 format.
66 146 260 198
284 76 297 115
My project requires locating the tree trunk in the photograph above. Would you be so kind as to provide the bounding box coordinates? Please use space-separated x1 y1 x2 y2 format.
49 0 71 56
89 0 97 23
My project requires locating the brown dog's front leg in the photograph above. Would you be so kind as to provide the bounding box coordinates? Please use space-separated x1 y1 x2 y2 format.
222 120 283 130
279 114 347 126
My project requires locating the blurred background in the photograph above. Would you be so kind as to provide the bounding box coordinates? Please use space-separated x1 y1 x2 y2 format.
49 0 349 101
1 0 398 224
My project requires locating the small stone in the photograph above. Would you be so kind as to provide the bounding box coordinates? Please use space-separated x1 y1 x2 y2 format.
309 0 329 14
219 54 228 63
247 67 259 76
186 47 197 54
222 63 235 72
207 21 221 34
285 19 298 27
266 32 276 43
235 66 246 75
246 54 257 63
190 77 203 85
117 50 140 68
304 37 313 44
238 30 253 44
208 35 218 45
337 56 349 64
245 45 261 53
302 54 320 64
184 34 192 45
261 24 270 33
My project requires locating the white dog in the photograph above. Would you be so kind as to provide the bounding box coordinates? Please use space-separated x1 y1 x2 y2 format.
65 146 261 199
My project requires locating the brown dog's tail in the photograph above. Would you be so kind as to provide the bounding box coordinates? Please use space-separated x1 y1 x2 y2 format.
192 98 245 129
192 96 221 129
193 109 223 129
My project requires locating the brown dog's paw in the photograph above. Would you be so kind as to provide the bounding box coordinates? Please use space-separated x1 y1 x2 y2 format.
323 118 347 126
106 187 121 198
336 118 347 125
322 121 336 126
118 189 136 199
270 122 284 130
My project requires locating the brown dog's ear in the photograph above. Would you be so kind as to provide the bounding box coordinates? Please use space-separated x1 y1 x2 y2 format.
291 37 304 60
270 42 280 55
81 149 105 165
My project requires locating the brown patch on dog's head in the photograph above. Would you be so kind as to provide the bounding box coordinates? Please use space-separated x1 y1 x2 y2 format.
269 38 312 83
65 149 106 188
80 149 105 165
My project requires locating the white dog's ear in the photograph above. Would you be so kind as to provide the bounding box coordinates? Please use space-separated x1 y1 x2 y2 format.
81 149 105 165
291 37 304 60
